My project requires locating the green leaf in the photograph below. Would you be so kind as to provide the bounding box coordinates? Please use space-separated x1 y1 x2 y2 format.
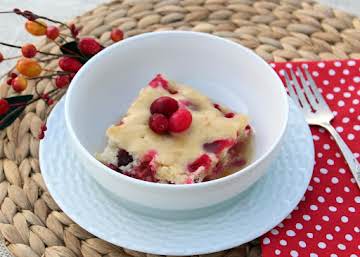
0 95 33 130
60 41 89 64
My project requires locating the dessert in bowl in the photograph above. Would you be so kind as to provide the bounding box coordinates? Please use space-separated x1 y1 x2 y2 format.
65 31 288 210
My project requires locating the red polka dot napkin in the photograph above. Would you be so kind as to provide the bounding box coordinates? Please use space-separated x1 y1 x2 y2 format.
261 59 360 257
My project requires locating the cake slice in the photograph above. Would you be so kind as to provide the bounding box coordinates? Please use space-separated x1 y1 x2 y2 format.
97 74 252 184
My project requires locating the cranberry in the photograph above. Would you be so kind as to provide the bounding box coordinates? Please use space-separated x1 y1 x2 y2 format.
78 37 102 56
59 57 83 72
168 108 192 133
0 99 10 115
149 113 169 134
203 139 235 154
9 73 17 79
21 44 37 58
55 75 70 88
46 26 60 40
188 154 211 172
149 74 169 89
150 96 179 117
225 112 235 118
117 149 133 167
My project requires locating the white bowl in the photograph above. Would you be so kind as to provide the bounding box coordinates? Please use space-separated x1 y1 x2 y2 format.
65 31 288 211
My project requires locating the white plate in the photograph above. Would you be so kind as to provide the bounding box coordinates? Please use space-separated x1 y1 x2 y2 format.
40 98 314 256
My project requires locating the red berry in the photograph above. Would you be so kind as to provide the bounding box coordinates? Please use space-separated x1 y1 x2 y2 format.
38 131 45 140
12 76 28 92
187 154 211 172
59 57 82 72
78 37 102 56
111 28 124 42
9 73 17 79
21 43 37 58
6 78 13 85
149 74 169 89
69 24 80 37
168 108 192 133
149 113 169 134
213 103 222 112
47 98 54 105
0 52 3 63
46 26 60 40
150 96 179 117
41 123 47 132
0 99 10 115
55 75 70 88
203 139 235 154
225 112 235 118
41 93 49 101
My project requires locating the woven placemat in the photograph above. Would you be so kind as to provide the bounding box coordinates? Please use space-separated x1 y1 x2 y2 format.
0 0 359 257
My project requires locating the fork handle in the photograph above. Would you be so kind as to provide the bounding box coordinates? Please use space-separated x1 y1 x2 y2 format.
322 123 360 189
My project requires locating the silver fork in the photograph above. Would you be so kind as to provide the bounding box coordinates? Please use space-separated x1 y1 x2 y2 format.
284 67 360 189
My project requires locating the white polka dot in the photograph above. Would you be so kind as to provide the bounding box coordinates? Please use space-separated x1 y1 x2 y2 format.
341 216 349 223
307 185 313 191
295 223 303 230
332 177 339 184
278 223 284 228
322 215 329 221
355 153 360 158
334 61 342 67
353 99 359 105
286 214 292 219
317 196 325 202
327 159 334 165
280 239 287 246
348 207 355 212
275 249 281 255
326 234 333 240
336 126 344 132
331 254 338 257
344 92 351 98
343 69 350 75
263 237 270 244
312 71 319 77
318 62 325 68
348 60 356 66
310 253 318 257
323 144 330 150
349 85 355 91
290 250 299 257
286 230 296 237
338 244 346 250
338 100 345 107
286 63 292 68
354 226 360 232
348 134 355 140
335 226 341 232
350 254 358 257
310 204 318 211
344 186 350 192
313 177 320 183
315 224 322 231
329 206 337 212
307 233 313 238
313 135 320 140
339 168 346 174
358 90 360 96
345 234 353 241
340 78 346 84
334 87 341 92
350 108 355 113
329 69 336 76
303 215 311 221
326 93 334 100
270 229 279 235
325 187 331 193
279 69 285 76
336 196 344 203
299 241 306 248
270 63 276 68
318 242 326 249
343 117 350 123
335 152 341 158
354 125 360 131
319 128 325 133
332 111 338 117
317 152 323 158
323 80 329 85
354 76 360 83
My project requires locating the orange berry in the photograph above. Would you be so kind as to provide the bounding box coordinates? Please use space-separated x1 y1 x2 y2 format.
21 43 37 58
16 58 42 78
25 20 47 36
12 76 28 92
111 28 124 42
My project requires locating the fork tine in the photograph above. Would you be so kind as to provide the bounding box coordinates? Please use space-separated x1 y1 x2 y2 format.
284 71 301 108
303 68 332 113
297 67 318 111
289 69 311 112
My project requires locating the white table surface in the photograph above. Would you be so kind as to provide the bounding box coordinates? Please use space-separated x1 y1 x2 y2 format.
0 0 359 256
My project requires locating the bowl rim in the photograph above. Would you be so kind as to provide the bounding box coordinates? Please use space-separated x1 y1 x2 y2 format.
64 31 289 189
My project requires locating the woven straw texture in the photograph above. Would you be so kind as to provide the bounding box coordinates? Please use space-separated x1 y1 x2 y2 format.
0 0 359 256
